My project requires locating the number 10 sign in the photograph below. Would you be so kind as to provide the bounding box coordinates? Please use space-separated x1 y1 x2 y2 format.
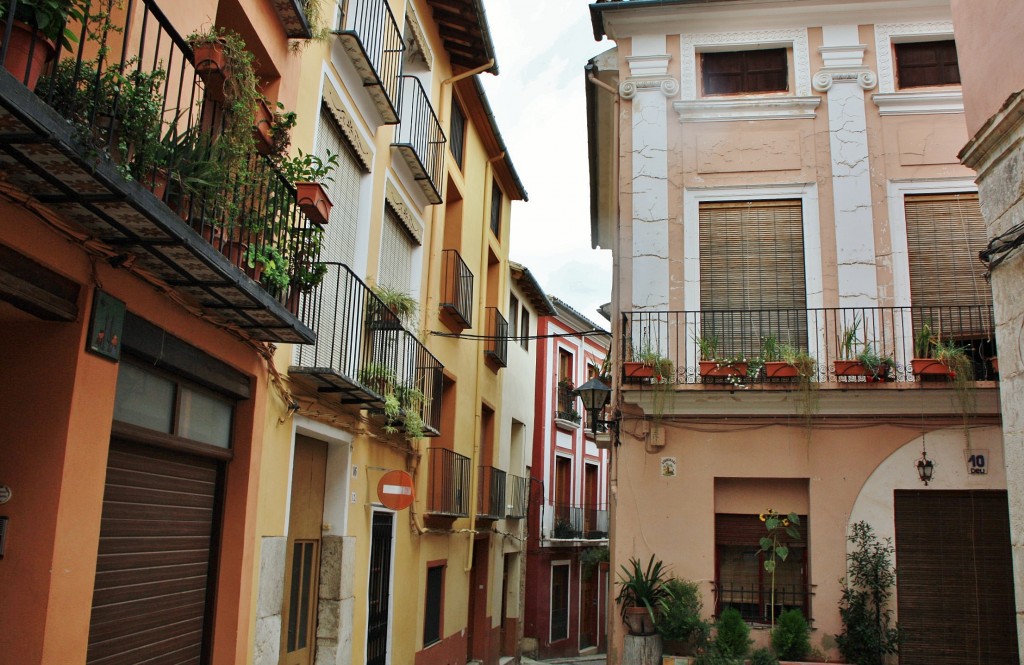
965 449 989 475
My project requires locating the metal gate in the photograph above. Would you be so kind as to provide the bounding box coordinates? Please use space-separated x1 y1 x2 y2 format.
367 512 394 665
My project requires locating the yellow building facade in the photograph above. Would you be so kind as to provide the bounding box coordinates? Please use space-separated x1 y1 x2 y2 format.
248 2 529 664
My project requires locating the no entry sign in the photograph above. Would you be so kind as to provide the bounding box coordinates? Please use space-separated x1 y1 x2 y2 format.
377 470 415 511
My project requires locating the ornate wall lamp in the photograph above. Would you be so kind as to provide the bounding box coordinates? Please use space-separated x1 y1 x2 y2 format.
573 377 619 440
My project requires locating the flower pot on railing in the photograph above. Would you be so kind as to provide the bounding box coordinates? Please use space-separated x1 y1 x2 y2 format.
699 360 748 378
253 98 275 155
1 21 56 90
764 360 800 378
911 358 956 378
624 361 655 380
295 182 333 226
833 359 869 378
191 37 228 89
991 357 999 375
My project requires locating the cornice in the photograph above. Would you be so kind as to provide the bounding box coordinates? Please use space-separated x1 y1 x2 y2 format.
873 90 964 116
674 96 820 122
960 91 1024 175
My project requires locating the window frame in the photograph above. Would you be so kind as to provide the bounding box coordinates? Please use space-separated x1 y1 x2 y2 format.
520 309 530 350
700 47 790 96
489 181 503 238
423 561 445 647
449 99 466 170
549 561 571 642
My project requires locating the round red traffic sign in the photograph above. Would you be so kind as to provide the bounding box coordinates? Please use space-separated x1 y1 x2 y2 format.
377 470 415 511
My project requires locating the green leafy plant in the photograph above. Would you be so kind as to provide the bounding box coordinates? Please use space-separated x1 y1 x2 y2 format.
615 555 670 629
857 344 895 382
657 578 710 654
750 647 780 665
759 508 801 629
696 332 719 361
936 339 976 444
836 521 899 665
913 322 935 359
712 607 752 659
580 545 609 581
0 0 89 49
771 608 811 660
780 343 818 435
838 315 862 359
372 283 418 320
245 245 290 293
279 148 339 184
760 334 782 362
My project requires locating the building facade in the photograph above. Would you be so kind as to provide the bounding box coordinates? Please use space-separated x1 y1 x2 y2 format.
0 0 322 663
588 0 1015 663
952 1 1024 658
244 2 531 665
524 297 612 660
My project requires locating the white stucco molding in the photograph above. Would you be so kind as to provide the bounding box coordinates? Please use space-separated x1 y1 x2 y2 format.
812 70 877 93
872 90 964 116
874 21 955 94
673 96 819 122
620 54 679 99
886 178 978 310
680 28 811 100
813 42 876 92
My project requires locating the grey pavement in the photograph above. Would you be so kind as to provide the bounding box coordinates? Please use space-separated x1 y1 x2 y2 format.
520 656 607 665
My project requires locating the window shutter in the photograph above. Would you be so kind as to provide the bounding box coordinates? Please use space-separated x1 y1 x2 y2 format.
316 109 361 269
699 200 806 355
378 206 416 294
715 513 808 547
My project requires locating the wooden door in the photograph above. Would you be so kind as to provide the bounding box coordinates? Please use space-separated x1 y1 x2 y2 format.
895 490 1019 665
367 512 394 665
584 463 598 534
554 456 571 523
281 436 327 665
580 565 598 649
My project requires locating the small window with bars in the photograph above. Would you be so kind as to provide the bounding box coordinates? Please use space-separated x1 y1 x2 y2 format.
450 100 466 169
702 48 788 96
895 40 961 89
490 181 503 238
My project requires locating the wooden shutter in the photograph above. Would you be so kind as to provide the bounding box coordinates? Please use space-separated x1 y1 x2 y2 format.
905 193 990 308
699 200 807 355
715 513 808 546
895 490 1019 665
702 49 788 95
317 109 361 269
895 40 961 88
88 440 220 664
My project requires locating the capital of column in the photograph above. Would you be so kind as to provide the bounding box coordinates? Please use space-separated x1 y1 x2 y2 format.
620 77 680 99
813 69 878 93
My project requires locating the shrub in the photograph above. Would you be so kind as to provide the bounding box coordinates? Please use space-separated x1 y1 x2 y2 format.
836 521 900 665
657 578 710 646
750 647 780 665
713 607 752 659
771 609 810 660
694 645 734 665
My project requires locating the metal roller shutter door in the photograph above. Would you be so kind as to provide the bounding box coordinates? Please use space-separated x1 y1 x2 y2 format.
87 440 220 665
894 490 1019 665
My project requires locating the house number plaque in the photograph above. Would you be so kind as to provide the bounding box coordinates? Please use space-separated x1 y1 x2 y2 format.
965 450 989 475
0 485 10 505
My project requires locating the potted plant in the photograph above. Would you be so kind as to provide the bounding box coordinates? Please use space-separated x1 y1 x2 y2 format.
369 283 417 329
833 315 867 378
616 555 670 636
245 244 290 296
0 0 88 89
856 344 895 382
911 322 949 377
624 342 673 381
657 578 710 658
254 98 297 158
278 148 339 226
696 333 748 379
779 343 818 436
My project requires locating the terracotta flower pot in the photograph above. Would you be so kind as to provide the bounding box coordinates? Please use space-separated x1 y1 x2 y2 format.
192 38 229 86
699 360 748 378
622 606 657 636
253 98 275 155
624 361 655 380
833 359 868 377
911 358 955 378
1 21 56 91
764 361 800 378
295 182 333 226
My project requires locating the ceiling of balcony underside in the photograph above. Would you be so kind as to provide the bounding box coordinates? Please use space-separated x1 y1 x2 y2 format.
424 0 498 73
0 78 315 344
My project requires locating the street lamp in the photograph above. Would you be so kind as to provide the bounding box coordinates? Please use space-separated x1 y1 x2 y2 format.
573 377 615 437
916 450 934 485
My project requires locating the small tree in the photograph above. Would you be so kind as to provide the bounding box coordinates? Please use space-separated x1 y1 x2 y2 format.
712 607 752 659
836 521 900 665
771 608 810 660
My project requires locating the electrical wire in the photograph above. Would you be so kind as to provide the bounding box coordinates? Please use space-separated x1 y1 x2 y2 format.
429 328 610 341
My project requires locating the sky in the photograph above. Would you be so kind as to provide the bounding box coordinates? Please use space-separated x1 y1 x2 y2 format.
479 1 614 327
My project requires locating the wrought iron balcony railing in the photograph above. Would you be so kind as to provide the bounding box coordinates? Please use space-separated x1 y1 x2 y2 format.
551 503 609 540
292 263 442 434
440 249 473 329
714 582 813 624
506 473 529 519
426 447 470 517
335 0 404 123
555 384 581 424
484 307 508 368
392 75 445 204
0 0 321 343
476 466 506 520
624 305 997 385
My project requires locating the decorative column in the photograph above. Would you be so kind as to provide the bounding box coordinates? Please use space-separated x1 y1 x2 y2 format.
620 41 679 314
815 26 879 307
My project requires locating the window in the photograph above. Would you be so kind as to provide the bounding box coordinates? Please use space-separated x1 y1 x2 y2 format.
490 181 503 237
895 40 960 88
520 309 530 350
378 205 416 293
558 349 573 384
699 200 807 356
509 294 519 342
316 109 361 268
550 563 570 642
702 48 788 95
423 563 444 646
450 100 466 169
715 513 809 623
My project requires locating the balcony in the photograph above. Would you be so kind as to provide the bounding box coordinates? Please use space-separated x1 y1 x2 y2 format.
554 382 581 428
550 503 609 541
440 249 473 330
506 473 529 520
291 263 443 435
0 1 320 343
484 307 508 368
334 0 404 123
270 0 313 38
425 447 471 526
392 76 445 204
623 305 998 386
476 466 506 521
